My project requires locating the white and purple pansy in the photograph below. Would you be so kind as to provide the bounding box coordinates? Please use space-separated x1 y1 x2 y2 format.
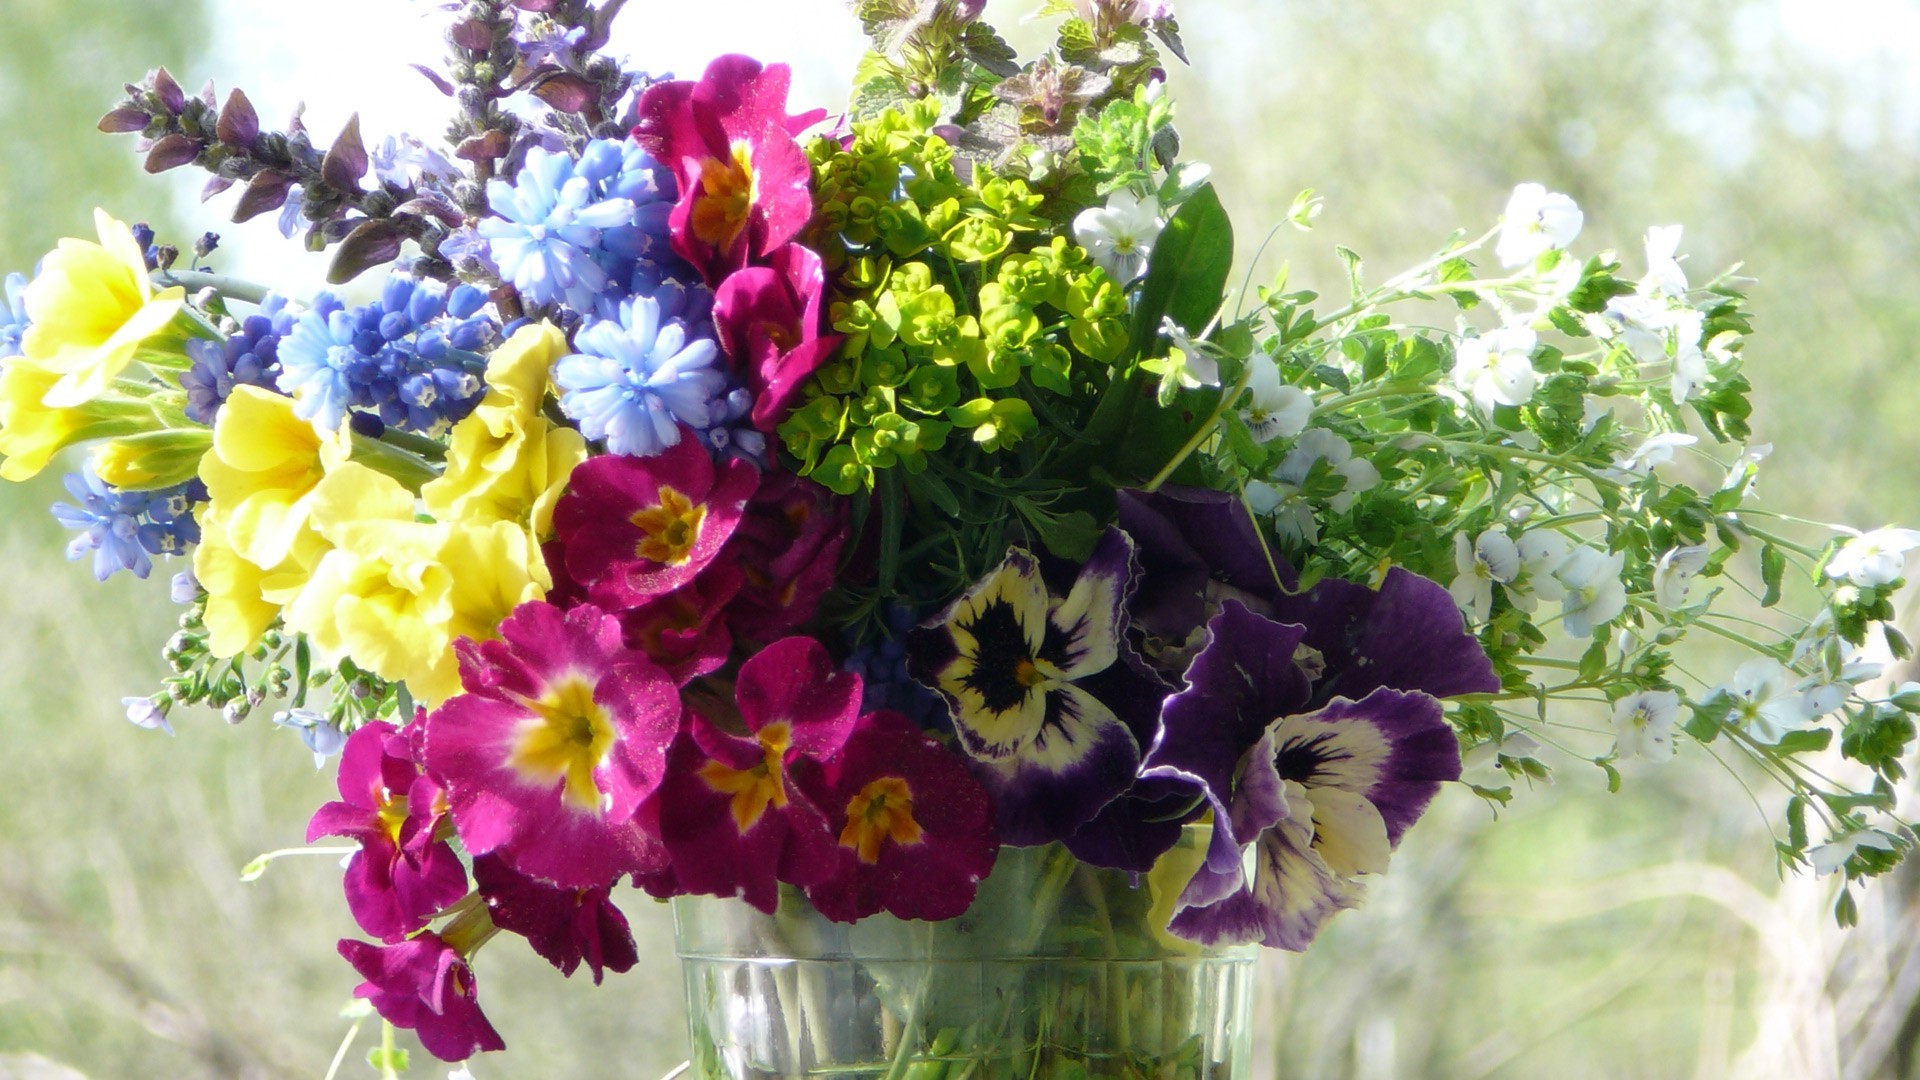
1154 578 1497 950
906 528 1159 846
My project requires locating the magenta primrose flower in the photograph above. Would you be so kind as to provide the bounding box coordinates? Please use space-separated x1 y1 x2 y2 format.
338 933 505 1063
632 54 824 283
549 427 759 609
713 242 842 432
306 720 468 943
473 854 639 985
792 710 999 923
723 470 850 646
643 635 859 912
422 601 683 891
617 560 744 685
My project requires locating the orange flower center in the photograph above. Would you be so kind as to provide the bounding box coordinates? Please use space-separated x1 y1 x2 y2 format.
839 776 923 864
698 722 793 833
630 485 706 565
690 141 759 252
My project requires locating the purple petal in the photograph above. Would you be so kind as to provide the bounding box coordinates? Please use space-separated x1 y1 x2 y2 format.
1271 567 1499 704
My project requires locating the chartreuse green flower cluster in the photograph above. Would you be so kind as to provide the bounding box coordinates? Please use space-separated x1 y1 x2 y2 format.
780 102 1130 496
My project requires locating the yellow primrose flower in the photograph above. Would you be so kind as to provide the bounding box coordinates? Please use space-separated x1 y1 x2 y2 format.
23 209 189 408
91 428 213 490
194 512 328 658
291 462 550 704
422 322 585 537
200 385 349 569
0 357 152 481
286 463 455 692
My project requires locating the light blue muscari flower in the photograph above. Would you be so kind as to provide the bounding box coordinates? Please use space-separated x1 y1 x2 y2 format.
477 146 636 310
274 296 358 432
554 295 728 457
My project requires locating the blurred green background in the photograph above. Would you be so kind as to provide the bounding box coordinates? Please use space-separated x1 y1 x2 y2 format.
2 1 1919 1078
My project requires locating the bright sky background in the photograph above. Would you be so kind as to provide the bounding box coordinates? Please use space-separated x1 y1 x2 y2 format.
199 0 1920 296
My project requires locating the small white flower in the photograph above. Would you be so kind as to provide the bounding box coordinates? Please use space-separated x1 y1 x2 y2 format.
1827 527 1920 587
1451 326 1539 416
1073 189 1163 283
1800 681 1849 719
1555 546 1628 638
1509 529 1571 611
1808 828 1899 876
1721 442 1772 497
1330 456 1380 513
1277 428 1351 484
1603 293 1672 364
1160 317 1219 389
122 696 174 736
1241 354 1311 442
1450 530 1521 623
1653 545 1709 610
1496 183 1584 268
1463 732 1545 772
1668 310 1711 403
1611 432 1698 479
1642 224 1689 297
1611 690 1680 761
1244 479 1283 515
1723 658 1814 744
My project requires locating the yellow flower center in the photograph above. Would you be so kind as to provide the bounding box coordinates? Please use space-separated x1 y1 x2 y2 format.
838 776 923 864
689 141 758 251
507 675 617 812
697 722 792 833
630 485 706 566
374 789 411 847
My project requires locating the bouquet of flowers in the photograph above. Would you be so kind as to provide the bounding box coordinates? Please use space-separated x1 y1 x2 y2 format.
9 0 1920 1074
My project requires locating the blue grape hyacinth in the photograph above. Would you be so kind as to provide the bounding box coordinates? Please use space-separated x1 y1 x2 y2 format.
478 145 638 311
182 294 295 424
0 272 28 358
553 294 729 457
275 273 496 436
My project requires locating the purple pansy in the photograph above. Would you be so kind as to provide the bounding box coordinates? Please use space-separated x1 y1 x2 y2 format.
1154 592 1493 950
307 721 469 943
906 528 1162 847
422 602 682 891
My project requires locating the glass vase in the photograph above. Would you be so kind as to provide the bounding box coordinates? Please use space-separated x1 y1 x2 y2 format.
672 829 1257 1080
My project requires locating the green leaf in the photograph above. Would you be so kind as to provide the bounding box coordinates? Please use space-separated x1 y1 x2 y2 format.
1786 795 1809 852
1599 759 1622 794
1577 641 1608 681
1760 543 1785 607
1775 728 1834 754
368 1047 410 1074
1130 183 1233 345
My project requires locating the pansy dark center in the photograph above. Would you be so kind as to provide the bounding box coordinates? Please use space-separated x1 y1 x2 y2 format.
630 484 705 565
698 722 793 832
957 598 1048 714
1271 713 1393 794
839 776 922 863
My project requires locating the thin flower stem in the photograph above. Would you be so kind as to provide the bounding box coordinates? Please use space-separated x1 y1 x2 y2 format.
1311 381 1432 418
1696 737 1784 849
1438 439 1620 490
380 1021 401 1080
323 1015 366 1080
1143 365 1254 493
154 269 273 305
1309 226 1502 328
